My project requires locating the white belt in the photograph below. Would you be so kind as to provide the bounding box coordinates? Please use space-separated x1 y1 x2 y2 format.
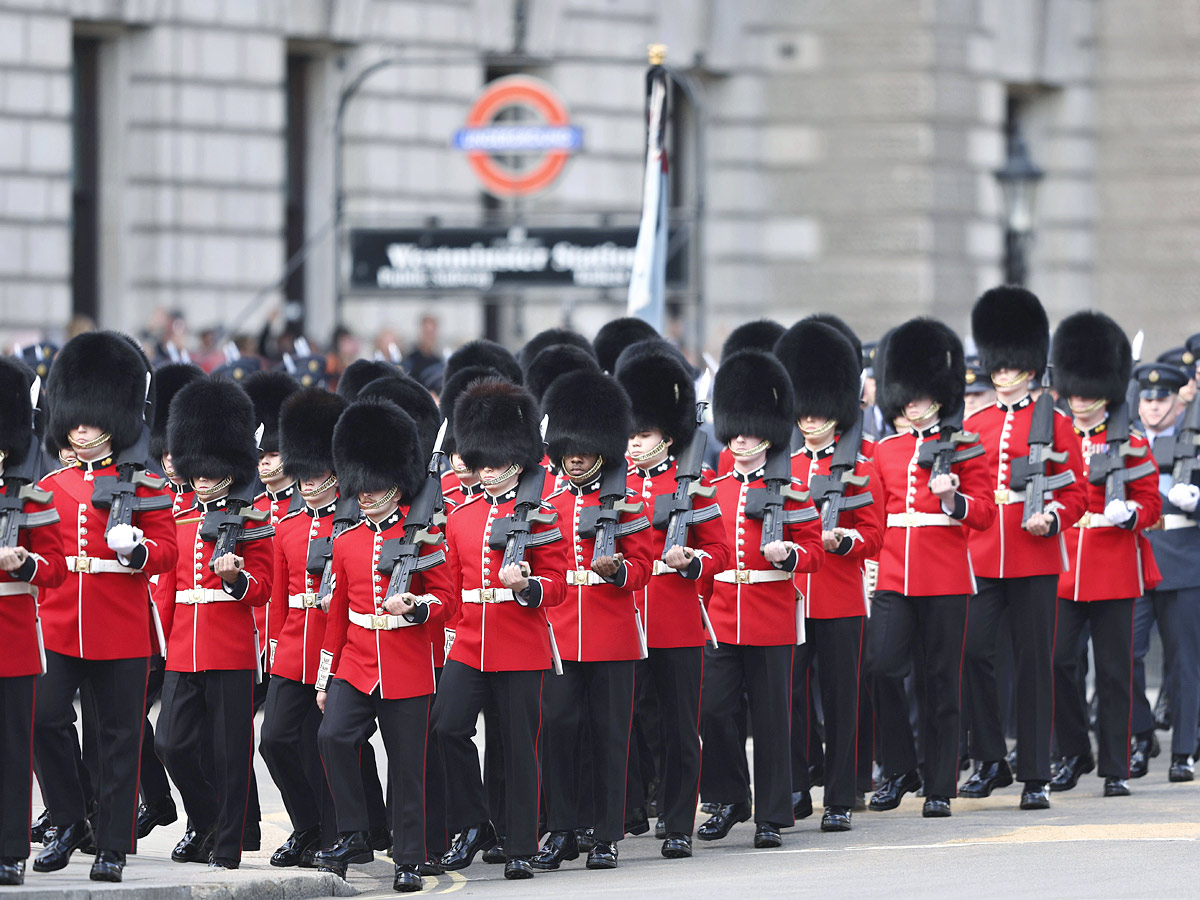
348 609 413 631
714 569 791 585
175 588 240 605
566 569 604 586
67 555 136 575
887 513 957 528
1163 514 1198 531
1077 512 1115 529
0 583 36 597
461 588 517 604
993 489 1026 505
289 592 322 609
651 560 678 576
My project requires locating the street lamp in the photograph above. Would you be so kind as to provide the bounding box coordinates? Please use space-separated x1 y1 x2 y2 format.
993 118 1044 286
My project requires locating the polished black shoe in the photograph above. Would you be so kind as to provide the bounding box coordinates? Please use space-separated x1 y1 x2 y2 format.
959 758 1014 798
661 832 692 858
89 849 126 882
481 840 506 864
1049 753 1095 792
586 840 618 869
753 823 782 848
820 807 852 832
654 819 666 839
1104 777 1131 797
394 863 423 892
171 828 215 864
313 831 373 870
136 795 178 839
868 770 922 811
417 858 444 876
440 821 496 871
922 796 951 818
1169 754 1195 782
696 800 752 841
700 801 718 814
625 806 650 836
1019 781 1051 810
271 825 323 868
575 828 596 852
792 790 814 820
30 809 52 845
368 825 392 852
503 856 535 879
317 863 347 879
530 830 579 871
32 820 93 873
209 857 239 869
0 858 23 886
1130 732 1160 779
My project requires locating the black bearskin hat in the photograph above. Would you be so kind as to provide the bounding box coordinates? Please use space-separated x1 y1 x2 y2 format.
614 339 697 446
775 321 862 427
337 359 402 401
713 350 795 449
333 399 425 501
279 388 347 481
0 357 35 469
519 327 596 370
800 314 862 369
454 378 544 472
878 318 966 422
1051 310 1132 406
972 285 1050 377
168 377 258 488
543 370 632 473
525 344 600 402
445 340 522 387
47 331 149 455
721 319 785 362
242 371 300 454
593 317 660 373
148 362 204 463
358 375 441 462
439 364 502 457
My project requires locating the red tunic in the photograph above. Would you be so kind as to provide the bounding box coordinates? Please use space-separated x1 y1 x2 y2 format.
791 443 885 618
321 505 452 700
628 458 728 648
155 498 274 672
268 502 335 684
965 399 1087 579
0 496 67 677
1058 427 1162 602
38 461 178 659
873 426 997 597
707 467 824 645
443 483 570 672
253 485 300 670
544 476 654 662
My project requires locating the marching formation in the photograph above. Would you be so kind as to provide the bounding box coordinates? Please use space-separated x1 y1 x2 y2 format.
1 285 1198 892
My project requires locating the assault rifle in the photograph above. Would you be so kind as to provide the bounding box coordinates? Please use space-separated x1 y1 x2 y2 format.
654 393 719 558
1151 390 1200 492
578 463 645 565
90 426 173 535
0 432 59 548
198 478 273 569
806 418 873 532
377 421 449 598
1007 393 1076 525
743 444 819 552
916 408 986 480
1086 400 1157 506
489 464 560 573
304 494 362 606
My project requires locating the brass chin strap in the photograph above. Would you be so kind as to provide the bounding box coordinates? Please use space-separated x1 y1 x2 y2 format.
907 402 941 425
452 463 473 476
729 439 771 458
161 457 175 479
360 484 398 510
567 456 605 484
480 463 520 487
260 462 285 480
991 370 1033 390
300 473 339 499
799 419 836 437
68 431 112 450
629 440 668 463
193 475 234 501
1070 397 1107 416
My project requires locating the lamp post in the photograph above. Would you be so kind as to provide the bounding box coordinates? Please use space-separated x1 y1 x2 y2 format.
993 117 1044 287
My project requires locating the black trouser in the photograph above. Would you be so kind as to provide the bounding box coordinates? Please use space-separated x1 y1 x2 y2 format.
0 676 35 858
793 617 864 809
637 647 703 833
541 659 635 843
1133 587 1200 756
260 675 329 834
33 651 148 853
431 663 544 859
482 698 506 835
626 660 663 816
700 643 794 827
964 575 1056 782
318 679 430 865
155 669 254 862
426 667 448 857
867 591 968 799
857 633 875 793
1053 597 1135 778
139 658 172 805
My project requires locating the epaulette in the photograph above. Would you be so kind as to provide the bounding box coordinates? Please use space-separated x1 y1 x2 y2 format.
279 507 306 525
877 432 906 444
1052 407 1072 420
338 519 366 536
41 464 73 481
547 486 569 500
450 493 485 513
1131 427 1146 440
855 453 870 464
710 471 734 484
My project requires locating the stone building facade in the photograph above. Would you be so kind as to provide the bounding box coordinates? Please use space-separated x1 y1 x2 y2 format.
0 0 1197 357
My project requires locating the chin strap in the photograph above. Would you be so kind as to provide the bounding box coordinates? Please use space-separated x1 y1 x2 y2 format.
729 439 771 458
360 484 398 510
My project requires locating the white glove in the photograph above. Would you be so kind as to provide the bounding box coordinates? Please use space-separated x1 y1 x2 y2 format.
106 523 144 556
1103 499 1134 526
1168 482 1200 513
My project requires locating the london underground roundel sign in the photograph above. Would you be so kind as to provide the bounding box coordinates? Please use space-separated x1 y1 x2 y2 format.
453 75 583 198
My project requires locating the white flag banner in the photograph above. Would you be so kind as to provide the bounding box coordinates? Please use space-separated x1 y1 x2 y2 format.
626 67 669 333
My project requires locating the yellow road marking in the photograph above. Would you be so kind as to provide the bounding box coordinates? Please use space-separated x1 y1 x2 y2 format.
436 870 468 893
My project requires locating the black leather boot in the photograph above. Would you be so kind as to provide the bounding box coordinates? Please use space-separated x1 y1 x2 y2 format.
271 825 323 867
530 830 579 871
32 820 93 873
439 821 496 871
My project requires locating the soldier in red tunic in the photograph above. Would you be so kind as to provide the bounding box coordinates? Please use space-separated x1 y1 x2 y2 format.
154 377 274 870
1048 312 1161 797
866 318 996 818
0 359 67 886
775 321 885 833
615 341 728 859
960 288 1087 810
33 332 178 882
313 398 451 893
697 350 824 849
529 369 653 872
432 378 570 880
